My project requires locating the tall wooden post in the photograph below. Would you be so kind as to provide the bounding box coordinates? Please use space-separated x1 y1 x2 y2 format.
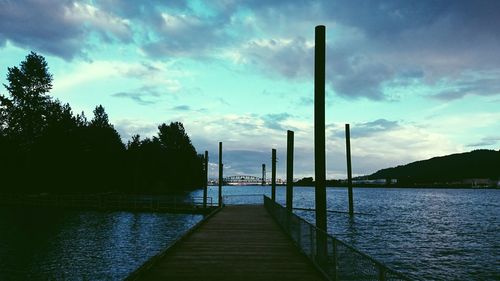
314 25 327 263
314 25 327 232
271 148 277 201
346 124 354 216
218 142 223 207
286 130 294 211
203 150 208 208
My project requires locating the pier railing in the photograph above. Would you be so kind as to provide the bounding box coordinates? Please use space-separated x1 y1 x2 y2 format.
0 193 214 214
264 196 411 281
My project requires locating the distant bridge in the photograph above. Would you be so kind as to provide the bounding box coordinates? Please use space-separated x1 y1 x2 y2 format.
224 175 265 185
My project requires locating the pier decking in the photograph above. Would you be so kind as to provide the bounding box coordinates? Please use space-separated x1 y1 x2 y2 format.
131 205 326 281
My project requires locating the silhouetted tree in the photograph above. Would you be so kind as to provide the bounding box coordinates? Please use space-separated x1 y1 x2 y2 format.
158 122 195 153
156 122 203 191
0 52 55 191
82 105 125 191
1 51 53 147
0 52 204 195
127 134 141 150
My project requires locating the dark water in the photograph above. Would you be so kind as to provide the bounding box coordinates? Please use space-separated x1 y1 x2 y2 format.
194 186 500 280
0 207 202 280
1 187 498 280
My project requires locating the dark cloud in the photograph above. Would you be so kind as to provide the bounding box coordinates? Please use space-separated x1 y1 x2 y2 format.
191 134 273 176
111 86 162 105
108 1 238 59
355 119 400 137
238 0 500 100
0 0 132 60
141 19 228 58
332 119 400 138
95 0 192 20
219 149 270 176
172 105 190 111
1 0 82 59
298 96 313 106
432 77 500 101
315 1 500 53
242 37 312 79
466 136 500 148
3 0 500 101
262 113 292 131
328 51 394 100
206 147 316 179
240 37 402 100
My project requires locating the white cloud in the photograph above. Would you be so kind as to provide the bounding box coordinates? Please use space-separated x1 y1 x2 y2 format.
114 119 158 142
67 2 132 41
325 120 460 177
52 60 184 95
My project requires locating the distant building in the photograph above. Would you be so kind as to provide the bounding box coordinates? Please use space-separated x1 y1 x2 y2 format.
352 179 395 185
462 178 495 187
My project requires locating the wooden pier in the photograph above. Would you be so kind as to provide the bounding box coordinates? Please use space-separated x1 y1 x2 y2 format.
128 205 326 281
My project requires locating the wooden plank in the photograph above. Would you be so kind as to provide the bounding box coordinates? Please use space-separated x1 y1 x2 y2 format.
134 205 326 281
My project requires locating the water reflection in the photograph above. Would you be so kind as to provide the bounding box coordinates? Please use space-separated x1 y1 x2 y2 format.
0 207 202 280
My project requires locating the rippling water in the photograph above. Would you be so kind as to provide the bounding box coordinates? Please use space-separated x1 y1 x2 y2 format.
1 187 498 280
0 207 202 280
194 186 500 280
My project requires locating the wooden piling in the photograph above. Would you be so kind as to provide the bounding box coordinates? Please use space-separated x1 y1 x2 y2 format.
286 130 294 211
314 25 328 263
203 150 208 208
262 164 266 186
218 142 223 207
314 25 327 232
345 124 354 216
271 148 277 201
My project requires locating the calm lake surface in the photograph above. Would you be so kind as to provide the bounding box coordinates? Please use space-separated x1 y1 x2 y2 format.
0 187 498 280
193 186 500 281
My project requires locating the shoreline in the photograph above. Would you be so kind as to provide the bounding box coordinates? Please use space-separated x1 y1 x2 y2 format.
208 184 500 190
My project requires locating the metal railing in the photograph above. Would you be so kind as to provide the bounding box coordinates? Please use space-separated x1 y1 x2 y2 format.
264 196 411 281
0 193 214 213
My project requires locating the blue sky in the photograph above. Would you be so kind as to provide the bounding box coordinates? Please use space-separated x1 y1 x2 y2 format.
1 0 499 179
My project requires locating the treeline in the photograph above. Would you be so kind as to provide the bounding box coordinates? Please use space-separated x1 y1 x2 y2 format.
0 52 204 194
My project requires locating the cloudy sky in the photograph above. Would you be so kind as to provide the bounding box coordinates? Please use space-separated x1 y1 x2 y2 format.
1 0 499 179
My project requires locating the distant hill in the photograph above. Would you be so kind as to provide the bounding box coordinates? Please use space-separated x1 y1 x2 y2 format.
364 149 500 184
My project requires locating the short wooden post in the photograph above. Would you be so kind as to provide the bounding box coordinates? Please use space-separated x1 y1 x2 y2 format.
378 263 386 281
261 164 266 186
286 130 294 211
218 142 223 207
203 150 208 208
332 237 338 280
271 148 277 201
345 124 354 216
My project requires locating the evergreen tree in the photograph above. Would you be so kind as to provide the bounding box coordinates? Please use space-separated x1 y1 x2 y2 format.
158 122 196 155
1 51 53 147
0 52 204 194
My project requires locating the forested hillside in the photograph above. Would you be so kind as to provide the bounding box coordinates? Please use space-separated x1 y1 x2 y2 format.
365 149 500 184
